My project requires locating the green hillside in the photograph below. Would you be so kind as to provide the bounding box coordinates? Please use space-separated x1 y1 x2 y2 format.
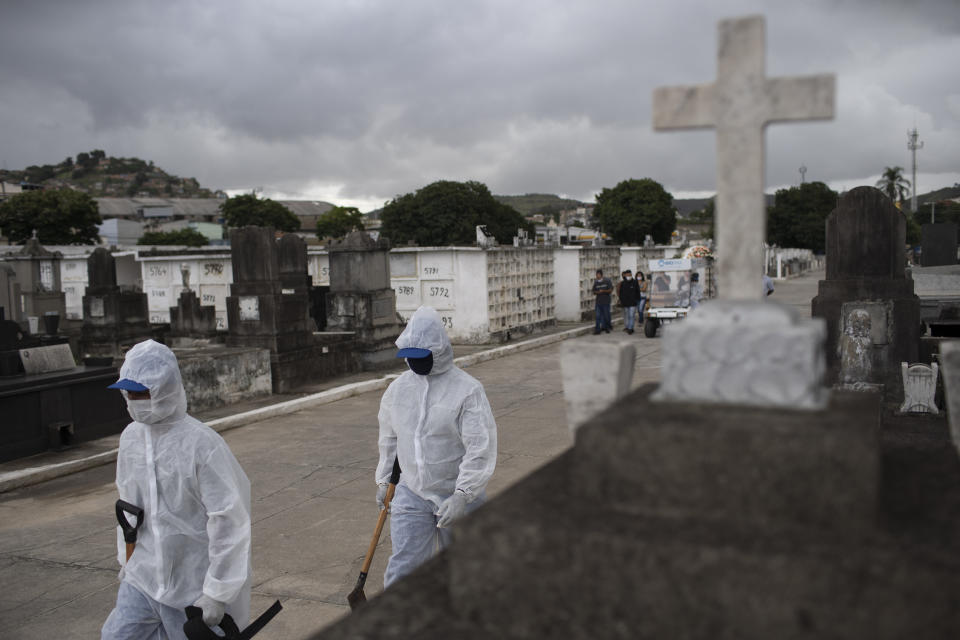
494 193 589 216
0 150 219 198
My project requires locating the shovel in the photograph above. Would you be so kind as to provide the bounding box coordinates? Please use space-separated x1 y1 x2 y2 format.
347 457 401 609
115 499 144 562
183 600 282 640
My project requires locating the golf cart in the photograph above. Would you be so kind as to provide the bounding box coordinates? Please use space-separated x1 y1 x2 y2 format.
642 257 715 338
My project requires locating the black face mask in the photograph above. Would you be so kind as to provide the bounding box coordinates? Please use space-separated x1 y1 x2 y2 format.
407 353 433 375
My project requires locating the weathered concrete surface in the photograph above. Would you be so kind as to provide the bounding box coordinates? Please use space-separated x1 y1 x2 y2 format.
0 273 822 639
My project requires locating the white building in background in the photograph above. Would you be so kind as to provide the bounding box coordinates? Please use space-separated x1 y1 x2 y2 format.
98 219 145 245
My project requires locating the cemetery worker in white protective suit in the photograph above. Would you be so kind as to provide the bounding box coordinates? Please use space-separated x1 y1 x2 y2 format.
101 339 251 640
762 273 775 297
376 306 497 587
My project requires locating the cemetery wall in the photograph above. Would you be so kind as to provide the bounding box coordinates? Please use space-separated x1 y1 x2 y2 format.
553 246 622 321
485 248 555 341
390 248 489 343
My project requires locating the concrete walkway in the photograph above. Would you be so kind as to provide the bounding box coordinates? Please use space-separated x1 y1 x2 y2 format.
0 270 822 639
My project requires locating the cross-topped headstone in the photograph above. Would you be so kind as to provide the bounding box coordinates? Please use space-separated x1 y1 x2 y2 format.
653 15 834 300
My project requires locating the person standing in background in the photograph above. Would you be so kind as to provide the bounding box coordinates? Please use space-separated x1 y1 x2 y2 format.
617 269 641 335
592 269 614 334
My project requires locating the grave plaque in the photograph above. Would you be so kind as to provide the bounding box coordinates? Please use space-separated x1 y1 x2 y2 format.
18 343 76 375
89 297 105 318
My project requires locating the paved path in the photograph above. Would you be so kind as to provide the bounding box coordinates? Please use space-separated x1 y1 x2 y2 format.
0 270 821 639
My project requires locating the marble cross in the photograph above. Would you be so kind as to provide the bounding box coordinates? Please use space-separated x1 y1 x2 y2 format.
653 15 835 300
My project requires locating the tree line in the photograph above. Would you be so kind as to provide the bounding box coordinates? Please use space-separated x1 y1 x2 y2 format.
1 168 950 250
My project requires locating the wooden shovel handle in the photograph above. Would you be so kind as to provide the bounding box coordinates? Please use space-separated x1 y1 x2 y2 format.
125 542 135 562
360 483 396 574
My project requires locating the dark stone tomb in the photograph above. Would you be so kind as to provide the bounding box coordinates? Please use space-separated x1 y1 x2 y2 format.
0 361 128 463
812 187 920 397
920 222 958 267
1 310 127 463
225 227 359 392
325 231 402 368
81 248 151 359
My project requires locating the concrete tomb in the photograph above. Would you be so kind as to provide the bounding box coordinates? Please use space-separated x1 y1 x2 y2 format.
325 231 402 368
81 247 152 359
920 222 957 267
3 238 67 334
811 187 921 397
226 226 359 393
168 263 218 345
939 340 960 452
0 262 19 323
652 15 833 409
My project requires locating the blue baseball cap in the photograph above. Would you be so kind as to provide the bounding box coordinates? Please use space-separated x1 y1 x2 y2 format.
107 378 149 392
397 347 432 359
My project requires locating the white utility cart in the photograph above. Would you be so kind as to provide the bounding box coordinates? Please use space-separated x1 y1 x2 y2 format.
642 257 715 338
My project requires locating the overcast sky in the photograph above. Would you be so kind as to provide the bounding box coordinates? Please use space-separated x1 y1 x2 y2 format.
1 0 957 211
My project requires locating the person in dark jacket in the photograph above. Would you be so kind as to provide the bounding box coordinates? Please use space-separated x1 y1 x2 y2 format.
618 270 642 334
592 269 614 334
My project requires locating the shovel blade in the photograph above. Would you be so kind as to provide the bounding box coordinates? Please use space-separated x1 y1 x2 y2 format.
346 587 366 610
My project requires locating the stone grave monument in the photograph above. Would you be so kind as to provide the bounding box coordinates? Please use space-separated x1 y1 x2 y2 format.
325 231 402 368
920 222 958 267
311 16 960 640
0 262 19 323
811 187 920 397
168 262 218 346
226 226 358 392
650 11 834 409
81 247 152 360
4 237 67 335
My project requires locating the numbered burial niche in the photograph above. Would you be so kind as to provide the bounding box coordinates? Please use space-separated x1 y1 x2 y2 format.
140 252 232 325
421 280 455 310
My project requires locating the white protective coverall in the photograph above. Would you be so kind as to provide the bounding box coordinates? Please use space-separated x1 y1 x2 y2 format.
102 340 251 638
377 306 497 586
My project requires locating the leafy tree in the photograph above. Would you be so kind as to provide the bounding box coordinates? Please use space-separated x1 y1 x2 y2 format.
219 193 300 232
380 180 532 246
24 164 57 183
876 166 910 206
75 152 95 169
138 228 209 247
593 178 676 244
316 205 364 239
0 189 102 244
767 181 838 254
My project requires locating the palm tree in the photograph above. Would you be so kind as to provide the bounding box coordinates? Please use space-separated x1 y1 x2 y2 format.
876 166 911 205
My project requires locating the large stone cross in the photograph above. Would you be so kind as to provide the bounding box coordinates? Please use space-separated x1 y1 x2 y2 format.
653 15 835 300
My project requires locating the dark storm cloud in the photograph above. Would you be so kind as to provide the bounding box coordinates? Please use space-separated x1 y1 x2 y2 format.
0 0 956 208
